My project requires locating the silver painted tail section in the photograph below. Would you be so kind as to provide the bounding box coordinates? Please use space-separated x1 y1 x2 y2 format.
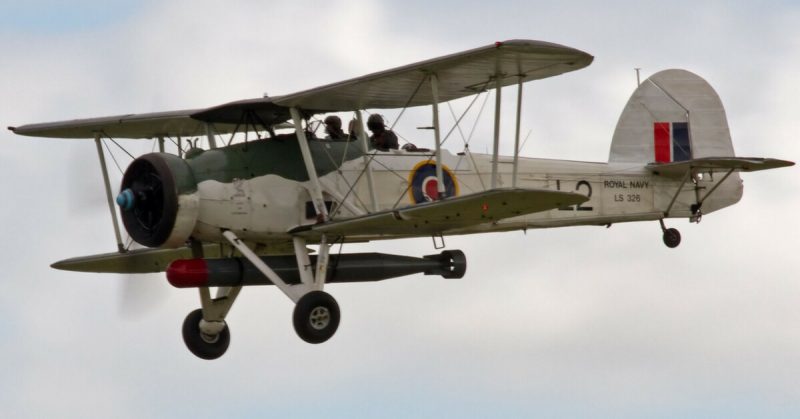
609 69 742 213
609 69 735 162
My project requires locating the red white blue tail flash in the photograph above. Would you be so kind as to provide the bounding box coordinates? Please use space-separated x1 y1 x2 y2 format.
653 122 691 163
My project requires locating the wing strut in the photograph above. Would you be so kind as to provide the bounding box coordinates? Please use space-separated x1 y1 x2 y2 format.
512 77 523 187
290 107 329 221
205 123 218 149
355 110 378 212
94 133 125 253
430 73 446 196
491 76 502 188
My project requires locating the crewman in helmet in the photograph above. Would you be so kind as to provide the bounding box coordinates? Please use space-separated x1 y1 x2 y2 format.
323 115 347 141
366 114 399 151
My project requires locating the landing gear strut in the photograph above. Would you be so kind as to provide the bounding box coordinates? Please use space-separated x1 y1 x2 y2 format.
659 219 681 248
223 231 343 345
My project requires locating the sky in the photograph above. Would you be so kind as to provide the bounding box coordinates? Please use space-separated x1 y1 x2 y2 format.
1 1 799 418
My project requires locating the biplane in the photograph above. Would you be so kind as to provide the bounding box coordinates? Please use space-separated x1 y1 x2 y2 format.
9 40 793 359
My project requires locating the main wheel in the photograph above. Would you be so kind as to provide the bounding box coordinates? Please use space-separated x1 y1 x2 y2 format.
293 291 340 344
182 308 230 360
662 228 681 248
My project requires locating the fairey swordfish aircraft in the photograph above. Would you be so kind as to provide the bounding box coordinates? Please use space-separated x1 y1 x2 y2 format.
10 40 793 359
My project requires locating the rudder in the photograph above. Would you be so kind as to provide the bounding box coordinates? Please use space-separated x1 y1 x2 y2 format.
609 69 735 163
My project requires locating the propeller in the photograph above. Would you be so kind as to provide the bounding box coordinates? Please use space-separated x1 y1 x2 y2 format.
117 156 174 247
116 265 170 320
70 141 200 318
67 144 170 319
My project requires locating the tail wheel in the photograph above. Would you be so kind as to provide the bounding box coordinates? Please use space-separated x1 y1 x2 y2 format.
662 228 681 248
182 308 230 360
293 291 340 344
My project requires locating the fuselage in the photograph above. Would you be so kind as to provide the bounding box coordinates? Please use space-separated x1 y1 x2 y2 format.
179 136 743 245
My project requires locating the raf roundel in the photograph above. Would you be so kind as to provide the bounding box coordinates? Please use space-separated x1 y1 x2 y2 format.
408 161 459 204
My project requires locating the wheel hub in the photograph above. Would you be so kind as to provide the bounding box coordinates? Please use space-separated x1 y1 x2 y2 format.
309 306 331 330
200 332 220 344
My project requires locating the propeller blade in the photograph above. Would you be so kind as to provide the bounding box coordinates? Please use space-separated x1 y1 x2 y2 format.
116 273 169 319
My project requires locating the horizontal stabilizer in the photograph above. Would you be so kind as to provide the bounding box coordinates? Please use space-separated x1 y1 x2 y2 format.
291 188 588 238
647 157 794 178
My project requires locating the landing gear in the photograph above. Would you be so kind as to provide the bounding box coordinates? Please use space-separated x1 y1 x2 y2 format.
662 228 681 248
182 308 230 360
173 231 469 358
293 291 341 344
223 231 344 345
659 220 681 248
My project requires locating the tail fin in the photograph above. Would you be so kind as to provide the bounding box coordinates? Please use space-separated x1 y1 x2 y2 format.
609 69 735 163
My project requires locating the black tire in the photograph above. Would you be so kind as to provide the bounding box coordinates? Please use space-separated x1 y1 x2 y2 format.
293 291 340 344
182 308 230 360
662 228 681 248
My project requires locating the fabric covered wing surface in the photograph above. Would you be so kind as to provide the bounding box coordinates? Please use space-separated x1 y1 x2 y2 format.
10 39 592 139
10 109 243 139
291 188 589 238
273 40 593 111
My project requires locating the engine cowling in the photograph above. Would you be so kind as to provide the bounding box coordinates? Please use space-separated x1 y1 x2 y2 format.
116 153 199 248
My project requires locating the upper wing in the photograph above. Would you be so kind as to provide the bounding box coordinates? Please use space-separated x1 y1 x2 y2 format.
10 109 222 139
291 188 588 238
10 39 592 140
8 107 295 140
647 157 794 178
271 39 592 111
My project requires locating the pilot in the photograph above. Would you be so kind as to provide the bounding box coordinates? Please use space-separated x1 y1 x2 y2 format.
324 115 347 141
366 114 399 151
